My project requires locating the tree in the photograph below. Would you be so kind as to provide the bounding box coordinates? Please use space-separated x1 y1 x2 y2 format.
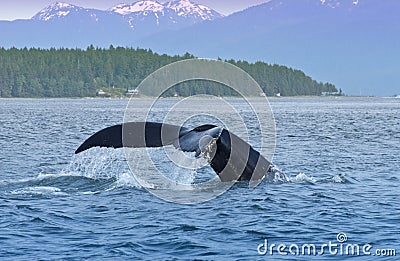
0 47 338 98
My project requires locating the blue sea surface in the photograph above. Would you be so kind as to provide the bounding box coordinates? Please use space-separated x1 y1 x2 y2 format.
0 97 399 260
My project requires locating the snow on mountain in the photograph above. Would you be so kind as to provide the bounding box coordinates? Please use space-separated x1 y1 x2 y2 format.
31 0 222 31
32 2 83 21
13 0 223 49
109 1 170 29
109 1 165 15
165 0 223 20
107 0 223 30
109 0 223 22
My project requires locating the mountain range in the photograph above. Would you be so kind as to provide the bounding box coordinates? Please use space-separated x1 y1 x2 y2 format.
0 0 399 96
0 1 222 47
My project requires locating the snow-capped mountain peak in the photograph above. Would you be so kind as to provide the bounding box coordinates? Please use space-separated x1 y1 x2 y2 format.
50 2 74 8
165 0 223 20
109 1 165 15
109 0 223 21
32 2 81 21
166 0 196 10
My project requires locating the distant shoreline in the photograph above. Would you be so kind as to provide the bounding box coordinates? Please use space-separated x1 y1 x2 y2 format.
0 95 395 100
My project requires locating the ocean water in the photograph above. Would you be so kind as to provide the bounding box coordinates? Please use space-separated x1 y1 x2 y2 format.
0 97 399 260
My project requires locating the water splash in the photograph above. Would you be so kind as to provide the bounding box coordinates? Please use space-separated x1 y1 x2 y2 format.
266 165 354 184
265 165 291 183
2 146 352 198
61 148 129 179
61 147 140 189
291 172 317 183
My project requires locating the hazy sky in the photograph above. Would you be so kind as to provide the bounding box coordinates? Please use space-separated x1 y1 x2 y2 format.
0 0 270 21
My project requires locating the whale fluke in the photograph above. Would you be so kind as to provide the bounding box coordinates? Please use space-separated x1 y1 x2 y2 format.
75 122 271 182
75 122 184 154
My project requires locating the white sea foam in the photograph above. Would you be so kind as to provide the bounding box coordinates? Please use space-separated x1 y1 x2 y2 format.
112 172 140 188
10 186 67 196
267 165 291 183
290 172 317 183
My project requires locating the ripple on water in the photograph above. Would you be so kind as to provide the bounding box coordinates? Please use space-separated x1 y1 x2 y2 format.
0 98 399 259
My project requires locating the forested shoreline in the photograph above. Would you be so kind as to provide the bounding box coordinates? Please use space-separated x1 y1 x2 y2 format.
0 46 338 98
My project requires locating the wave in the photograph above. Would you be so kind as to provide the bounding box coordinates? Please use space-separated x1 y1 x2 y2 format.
2 148 137 197
10 186 68 196
1 148 354 197
266 165 354 184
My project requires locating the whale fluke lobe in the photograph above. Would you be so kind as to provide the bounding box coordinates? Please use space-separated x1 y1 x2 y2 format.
75 122 185 154
75 124 123 154
75 122 271 182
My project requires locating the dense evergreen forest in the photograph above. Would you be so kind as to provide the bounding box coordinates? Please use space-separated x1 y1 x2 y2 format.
0 46 337 98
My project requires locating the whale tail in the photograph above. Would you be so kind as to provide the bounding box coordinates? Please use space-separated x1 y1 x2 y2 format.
75 122 271 182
